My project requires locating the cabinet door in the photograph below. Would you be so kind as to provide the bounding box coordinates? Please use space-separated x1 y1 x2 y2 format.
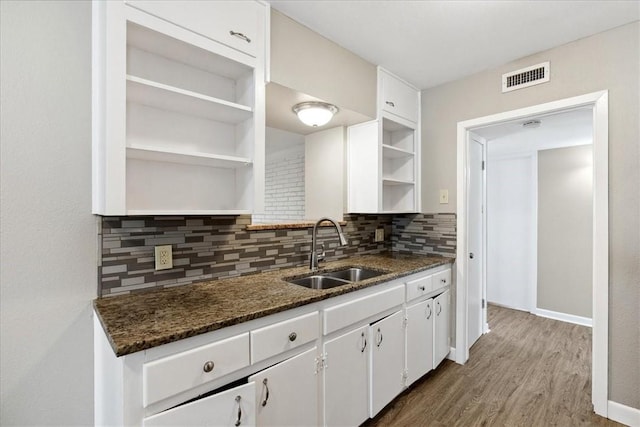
126 0 263 57
434 290 451 368
369 310 405 417
143 382 255 427
249 348 318 427
406 299 434 385
323 326 369 427
380 70 419 123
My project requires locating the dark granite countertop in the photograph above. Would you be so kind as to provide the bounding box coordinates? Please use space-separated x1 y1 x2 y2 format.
94 252 454 357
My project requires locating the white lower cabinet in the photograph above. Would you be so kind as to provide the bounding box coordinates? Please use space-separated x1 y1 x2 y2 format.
406 298 434 386
434 289 451 368
369 310 405 417
323 325 370 427
249 348 318 426
96 266 453 427
143 382 256 427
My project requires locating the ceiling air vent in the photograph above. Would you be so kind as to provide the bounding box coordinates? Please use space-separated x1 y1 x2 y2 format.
502 62 550 93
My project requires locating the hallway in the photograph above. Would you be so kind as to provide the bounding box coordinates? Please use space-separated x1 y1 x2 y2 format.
365 305 619 426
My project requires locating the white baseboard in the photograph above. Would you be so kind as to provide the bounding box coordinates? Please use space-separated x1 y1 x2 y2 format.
608 400 640 427
534 308 592 327
446 346 456 362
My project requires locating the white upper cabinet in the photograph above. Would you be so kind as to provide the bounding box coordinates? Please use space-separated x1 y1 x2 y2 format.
125 1 263 57
92 1 268 215
379 68 420 124
347 67 421 213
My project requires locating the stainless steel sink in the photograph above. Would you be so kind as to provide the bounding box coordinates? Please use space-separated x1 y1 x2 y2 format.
287 267 388 290
323 267 386 282
288 275 351 290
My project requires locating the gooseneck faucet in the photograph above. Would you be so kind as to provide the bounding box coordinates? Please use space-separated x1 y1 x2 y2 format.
310 217 348 271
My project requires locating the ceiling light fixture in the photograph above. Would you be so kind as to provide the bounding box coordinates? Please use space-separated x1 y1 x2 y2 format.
522 119 542 129
292 102 339 127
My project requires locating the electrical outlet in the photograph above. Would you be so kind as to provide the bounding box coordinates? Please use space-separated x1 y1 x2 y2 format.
375 228 385 242
155 245 173 270
439 189 449 204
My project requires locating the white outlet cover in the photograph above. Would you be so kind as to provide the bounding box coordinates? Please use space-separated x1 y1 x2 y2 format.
439 189 449 204
155 245 173 270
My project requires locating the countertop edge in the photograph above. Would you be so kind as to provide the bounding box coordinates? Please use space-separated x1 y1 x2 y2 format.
95 254 455 357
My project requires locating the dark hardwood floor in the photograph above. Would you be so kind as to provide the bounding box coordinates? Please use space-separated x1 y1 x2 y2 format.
364 304 620 426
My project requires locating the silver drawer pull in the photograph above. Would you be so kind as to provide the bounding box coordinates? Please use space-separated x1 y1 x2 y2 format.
426 303 432 319
203 361 214 373
235 395 242 426
436 301 442 315
288 332 297 342
261 378 269 407
385 101 395 107
376 327 383 347
230 31 251 43
360 331 367 352
418 285 425 291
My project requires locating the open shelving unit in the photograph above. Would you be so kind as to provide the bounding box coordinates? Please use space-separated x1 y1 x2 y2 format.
93 2 265 215
346 64 420 214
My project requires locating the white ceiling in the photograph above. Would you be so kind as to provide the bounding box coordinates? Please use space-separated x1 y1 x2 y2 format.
268 0 640 89
473 107 593 141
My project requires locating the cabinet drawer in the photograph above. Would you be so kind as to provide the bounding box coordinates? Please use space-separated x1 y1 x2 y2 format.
323 285 405 335
432 268 451 292
406 274 433 302
143 382 255 426
125 0 263 57
143 333 250 407
250 312 319 364
380 70 419 123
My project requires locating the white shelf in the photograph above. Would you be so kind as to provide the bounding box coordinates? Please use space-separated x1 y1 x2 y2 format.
127 145 252 169
382 178 415 186
126 209 252 216
382 144 414 158
127 21 253 80
126 75 253 123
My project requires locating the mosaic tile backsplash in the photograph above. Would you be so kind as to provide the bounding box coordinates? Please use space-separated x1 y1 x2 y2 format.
393 213 457 257
98 213 456 296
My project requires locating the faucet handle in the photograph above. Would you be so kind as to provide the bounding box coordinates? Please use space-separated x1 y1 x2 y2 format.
318 244 326 262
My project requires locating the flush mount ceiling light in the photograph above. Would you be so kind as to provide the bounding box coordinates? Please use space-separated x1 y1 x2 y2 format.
522 119 542 129
292 102 339 127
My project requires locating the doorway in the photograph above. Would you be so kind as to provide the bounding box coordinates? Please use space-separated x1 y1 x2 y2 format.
455 91 609 416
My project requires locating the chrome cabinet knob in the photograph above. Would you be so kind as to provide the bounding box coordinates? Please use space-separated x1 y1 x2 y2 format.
288 332 297 342
203 361 215 373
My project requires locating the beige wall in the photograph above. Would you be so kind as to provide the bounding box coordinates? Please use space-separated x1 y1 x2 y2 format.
537 145 593 318
270 10 377 119
421 21 639 408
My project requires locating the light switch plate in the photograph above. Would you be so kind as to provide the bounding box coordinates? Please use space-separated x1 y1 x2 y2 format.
375 228 385 242
155 245 173 270
439 189 449 204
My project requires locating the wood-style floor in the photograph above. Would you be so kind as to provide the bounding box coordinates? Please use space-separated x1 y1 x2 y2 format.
364 304 620 427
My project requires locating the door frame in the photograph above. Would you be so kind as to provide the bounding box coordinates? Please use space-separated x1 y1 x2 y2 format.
455 91 609 416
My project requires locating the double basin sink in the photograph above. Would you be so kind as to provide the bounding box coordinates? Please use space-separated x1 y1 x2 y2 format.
287 267 387 290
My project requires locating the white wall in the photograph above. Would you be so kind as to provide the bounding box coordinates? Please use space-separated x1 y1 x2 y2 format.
0 1 97 425
486 154 536 311
305 127 345 220
421 22 639 407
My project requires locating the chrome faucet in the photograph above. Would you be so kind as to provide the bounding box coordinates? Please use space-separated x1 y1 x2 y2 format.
310 217 348 271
